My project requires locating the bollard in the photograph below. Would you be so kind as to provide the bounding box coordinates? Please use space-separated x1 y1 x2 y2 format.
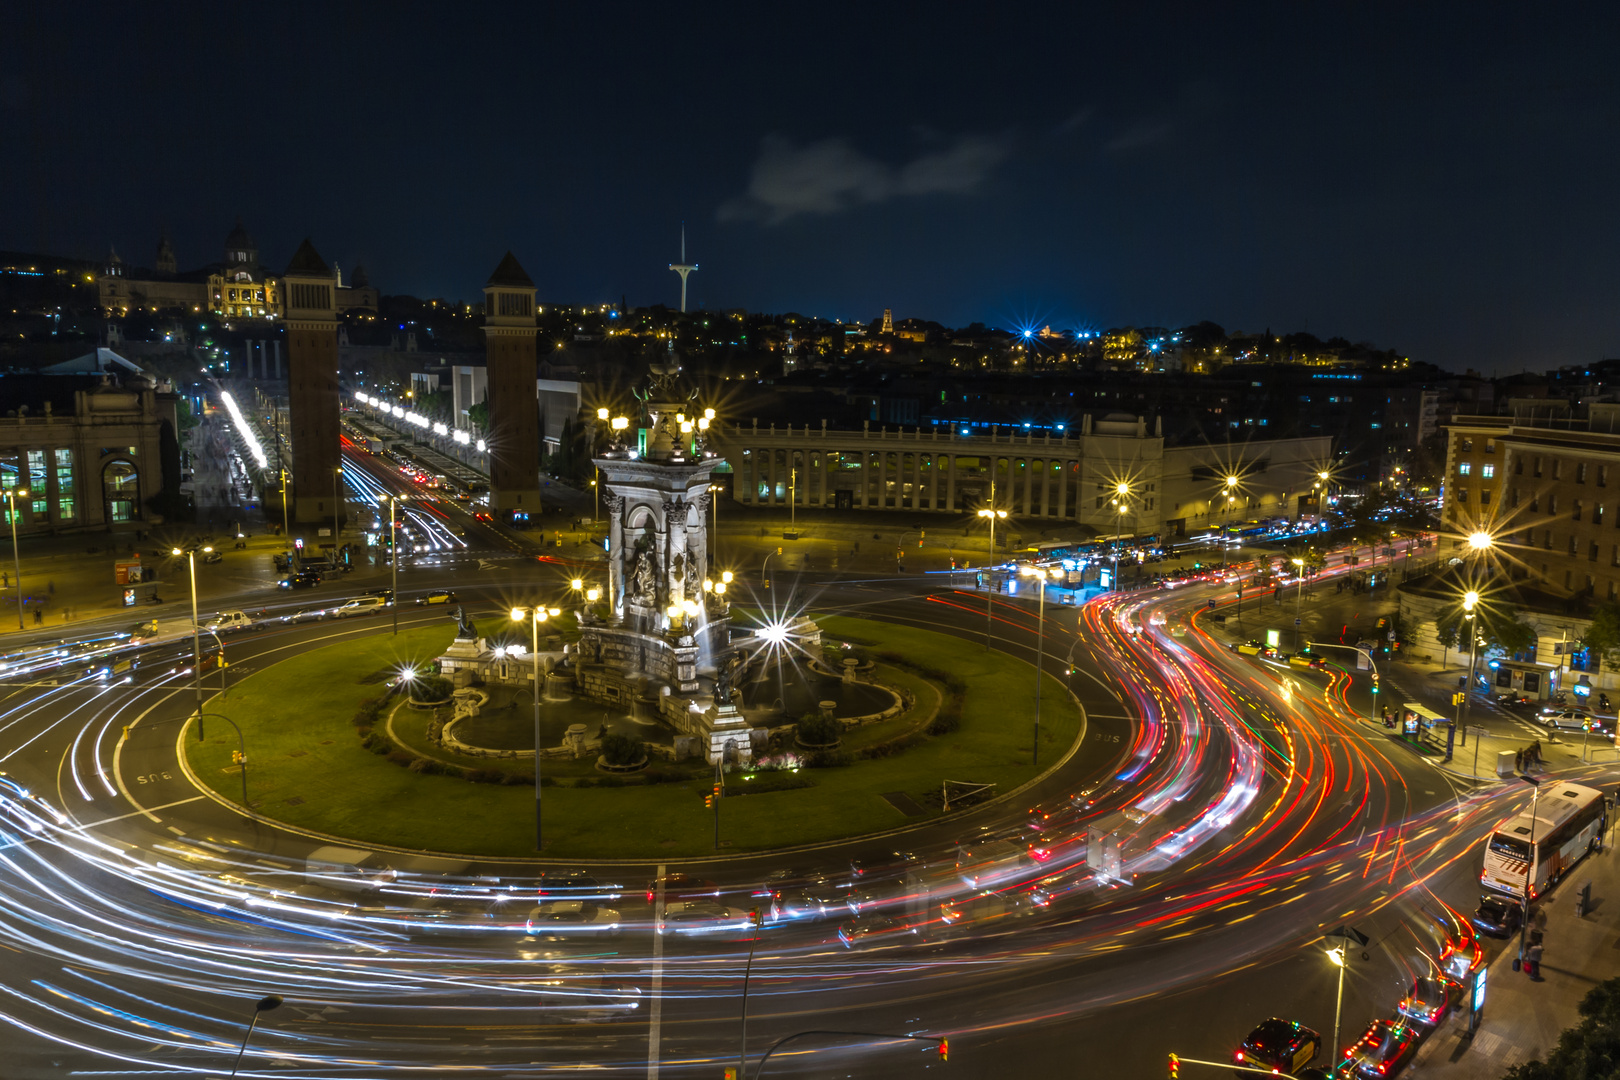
1577 880 1592 918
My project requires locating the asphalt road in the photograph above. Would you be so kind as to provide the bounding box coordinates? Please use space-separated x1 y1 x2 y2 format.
0 453 1609 1079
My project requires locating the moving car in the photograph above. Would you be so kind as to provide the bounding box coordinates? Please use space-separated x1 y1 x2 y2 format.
335 596 390 617
1234 1019 1321 1076
280 570 323 589
1233 640 1265 656
281 606 330 624
1471 894 1524 937
203 610 253 633
836 915 918 948
416 589 458 605
765 871 850 923
1342 1018 1419 1078
523 900 623 940
657 899 755 937
1546 708 1605 734
202 550 224 564
1397 975 1458 1027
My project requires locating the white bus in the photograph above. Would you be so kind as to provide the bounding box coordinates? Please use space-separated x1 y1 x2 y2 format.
1481 781 1608 901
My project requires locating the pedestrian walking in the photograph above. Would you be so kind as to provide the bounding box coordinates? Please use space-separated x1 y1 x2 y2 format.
33 608 43 626
1526 940 1543 979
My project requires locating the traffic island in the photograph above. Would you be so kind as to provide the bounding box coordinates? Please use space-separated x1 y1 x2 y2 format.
182 615 1081 860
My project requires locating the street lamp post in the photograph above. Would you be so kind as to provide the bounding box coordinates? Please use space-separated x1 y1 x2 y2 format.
1221 475 1240 568
1458 531 1494 753
1112 482 1132 591
977 496 1007 652
174 546 213 739
1019 565 1062 766
511 605 557 850
332 466 344 558
1517 776 1542 971
1292 557 1306 650
5 487 27 630
1327 945 1347 1067
226 994 283 1078
387 495 406 635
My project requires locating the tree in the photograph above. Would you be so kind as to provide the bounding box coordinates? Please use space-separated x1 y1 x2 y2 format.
1504 976 1620 1079
1435 600 1538 660
1582 600 1620 671
467 392 489 433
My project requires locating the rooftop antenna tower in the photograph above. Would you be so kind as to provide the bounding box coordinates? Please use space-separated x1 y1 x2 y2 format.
669 224 698 313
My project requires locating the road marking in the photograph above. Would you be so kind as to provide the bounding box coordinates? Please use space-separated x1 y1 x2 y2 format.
110 687 187 821
70 796 205 831
648 863 665 1080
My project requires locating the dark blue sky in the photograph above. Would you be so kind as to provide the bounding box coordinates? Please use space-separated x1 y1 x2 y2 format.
4 3 1616 374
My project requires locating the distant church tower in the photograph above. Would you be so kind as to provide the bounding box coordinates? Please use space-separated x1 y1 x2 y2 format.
881 309 894 334
783 329 799 375
282 238 342 525
482 252 541 521
155 235 177 275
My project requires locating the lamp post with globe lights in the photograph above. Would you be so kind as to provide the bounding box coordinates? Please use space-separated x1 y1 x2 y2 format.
1458 531 1494 748
173 545 214 737
510 604 559 849
1219 474 1240 567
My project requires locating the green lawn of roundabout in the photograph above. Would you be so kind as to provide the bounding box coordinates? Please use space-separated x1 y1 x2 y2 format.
184 617 1082 860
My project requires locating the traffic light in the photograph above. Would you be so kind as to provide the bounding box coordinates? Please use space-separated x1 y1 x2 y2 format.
918 530 925 548
704 794 714 809
938 1039 948 1062
1167 1052 1179 1079
725 1069 737 1080
231 750 245 765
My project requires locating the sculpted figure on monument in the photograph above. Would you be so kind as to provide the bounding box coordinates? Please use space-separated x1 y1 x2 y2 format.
684 552 701 599
628 538 657 606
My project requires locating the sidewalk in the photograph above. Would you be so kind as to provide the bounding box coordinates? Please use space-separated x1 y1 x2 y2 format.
1411 830 1620 1076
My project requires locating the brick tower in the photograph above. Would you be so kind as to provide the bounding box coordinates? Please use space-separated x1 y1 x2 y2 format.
283 238 342 525
482 252 540 522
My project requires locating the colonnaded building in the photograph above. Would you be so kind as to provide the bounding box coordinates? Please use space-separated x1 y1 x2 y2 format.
710 413 1332 537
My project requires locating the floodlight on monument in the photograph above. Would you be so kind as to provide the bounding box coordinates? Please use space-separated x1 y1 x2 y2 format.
703 579 714 592
698 417 710 431
611 417 629 431
597 408 609 420
715 582 726 595
704 407 715 420
721 571 734 584
586 588 600 602
680 421 693 434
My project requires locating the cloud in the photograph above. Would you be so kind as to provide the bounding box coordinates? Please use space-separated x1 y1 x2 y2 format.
1104 121 1174 154
719 133 1008 225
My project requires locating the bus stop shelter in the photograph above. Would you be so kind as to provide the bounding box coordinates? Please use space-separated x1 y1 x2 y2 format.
1400 702 1450 752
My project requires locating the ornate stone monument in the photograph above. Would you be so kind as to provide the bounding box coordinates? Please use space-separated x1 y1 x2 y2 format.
573 347 747 761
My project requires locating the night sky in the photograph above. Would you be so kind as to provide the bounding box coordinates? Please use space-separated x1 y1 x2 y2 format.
4 4 1616 374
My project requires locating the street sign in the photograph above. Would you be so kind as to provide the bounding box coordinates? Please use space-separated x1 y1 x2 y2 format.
1294 618 1302 626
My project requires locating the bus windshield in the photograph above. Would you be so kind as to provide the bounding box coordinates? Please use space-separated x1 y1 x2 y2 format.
1489 833 1531 861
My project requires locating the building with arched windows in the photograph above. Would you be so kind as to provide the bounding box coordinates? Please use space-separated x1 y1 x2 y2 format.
0 370 181 534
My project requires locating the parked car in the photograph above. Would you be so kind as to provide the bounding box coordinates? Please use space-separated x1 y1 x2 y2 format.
1472 894 1524 938
1234 1019 1322 1077
1497 692 1531 709
1545 708 1601 733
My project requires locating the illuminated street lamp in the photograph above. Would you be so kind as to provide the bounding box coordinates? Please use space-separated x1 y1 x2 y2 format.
173 545 214 736
4 486 27 630
1019 564 1064 766
977 505 1008 651
384 494 406 635
1221 475 1240 568
1327 945 1347 1068
510 605 557 849
1111 481 1133 591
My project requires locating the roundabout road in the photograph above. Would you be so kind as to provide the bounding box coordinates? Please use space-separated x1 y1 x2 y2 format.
0 516 1605 1079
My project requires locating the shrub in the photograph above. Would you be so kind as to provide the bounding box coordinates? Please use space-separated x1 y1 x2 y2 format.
600 733 646 767
796 713 841 746
805 748 852 768
385 749 414 767
467 769 505 785
352 697 384 727
500 771 535 786
409 675 454 703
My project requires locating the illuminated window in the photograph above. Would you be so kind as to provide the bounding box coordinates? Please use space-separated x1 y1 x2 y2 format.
1482 464 1495 478
27 450 45 514
1458 462 1471 476
54 448 73 520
